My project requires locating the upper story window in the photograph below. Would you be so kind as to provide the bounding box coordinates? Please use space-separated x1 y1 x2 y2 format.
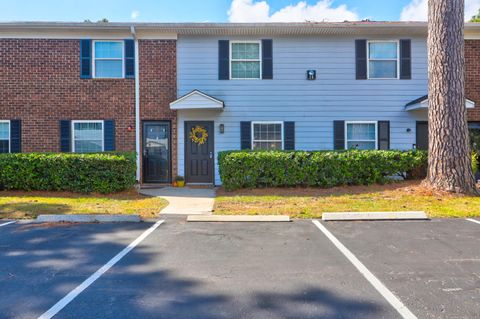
0 121 10 153
368 41 399 79
231 41 261 79
72 121 104 153
346 121 377 150
252 121 283 150
93 41 124 78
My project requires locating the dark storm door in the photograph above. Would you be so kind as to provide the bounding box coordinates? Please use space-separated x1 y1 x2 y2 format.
416 121 429 151
185 121 214 184
143 122 171 183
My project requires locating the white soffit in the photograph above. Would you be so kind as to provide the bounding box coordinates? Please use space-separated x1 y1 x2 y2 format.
170 90 224 110
406 98 475 111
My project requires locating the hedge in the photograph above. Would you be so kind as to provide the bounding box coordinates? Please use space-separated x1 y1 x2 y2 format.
218 150 428 191
0 152 136 193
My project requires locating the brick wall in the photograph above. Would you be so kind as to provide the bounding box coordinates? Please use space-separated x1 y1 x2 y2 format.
139 40 177 179
466 40 480 122
0 38 177 181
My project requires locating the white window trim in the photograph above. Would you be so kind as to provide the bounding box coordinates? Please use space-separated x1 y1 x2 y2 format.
0 120 11 153
345 121 378 150
230 40 262 80
92 40 125 79
367 40 400 80
251 121 284 150
71 120 105 153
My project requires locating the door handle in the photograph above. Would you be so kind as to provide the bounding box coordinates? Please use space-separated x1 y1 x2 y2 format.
209 152 213 159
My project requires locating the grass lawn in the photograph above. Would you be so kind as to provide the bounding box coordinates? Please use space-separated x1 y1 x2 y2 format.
215 181 480 219
0 189 167 219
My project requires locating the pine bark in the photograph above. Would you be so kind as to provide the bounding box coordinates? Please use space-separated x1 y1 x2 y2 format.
425 0 478 194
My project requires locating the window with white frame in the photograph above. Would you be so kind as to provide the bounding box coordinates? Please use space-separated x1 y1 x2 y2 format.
0 121 10 153
72 121 104 153
346 122 377 150
93 41 124 78
252 122 283 150
231 41 261 79
368 41 398 79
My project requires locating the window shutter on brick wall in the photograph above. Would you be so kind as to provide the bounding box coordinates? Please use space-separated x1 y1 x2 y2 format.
378 121 390 150
355 40 367 80
60 120 71 152
10 120 21 153
400 39 412 80
333 121 345 150
219 40 230 80
262 39 273 80
240 121 252 150
125 39 135 79
284 121 295 150
104 120 116 151
80 39 92 79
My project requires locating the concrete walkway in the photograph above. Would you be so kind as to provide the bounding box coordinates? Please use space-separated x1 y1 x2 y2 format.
140 187 216 215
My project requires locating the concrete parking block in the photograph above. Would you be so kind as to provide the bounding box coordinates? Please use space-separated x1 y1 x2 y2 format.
36 214 141 223
187 215 290 222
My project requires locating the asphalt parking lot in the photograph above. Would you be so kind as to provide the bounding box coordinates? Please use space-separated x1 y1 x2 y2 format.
0 217 479 319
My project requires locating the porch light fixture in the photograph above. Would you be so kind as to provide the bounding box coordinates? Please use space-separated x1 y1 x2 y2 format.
219 124 225 134
127 125 134 132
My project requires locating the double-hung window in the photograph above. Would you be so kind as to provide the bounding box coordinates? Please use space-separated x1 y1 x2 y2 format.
368 41 399 79
0 121 10 153
346 121 377 150
72 121 104 153
252 122 283 150
231 41 261 79
93 41 124 78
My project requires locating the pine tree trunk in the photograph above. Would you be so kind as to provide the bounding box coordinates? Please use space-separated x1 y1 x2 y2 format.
425 0 478 194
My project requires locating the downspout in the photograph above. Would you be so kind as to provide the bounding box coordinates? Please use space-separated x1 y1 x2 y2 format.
131 26 141 182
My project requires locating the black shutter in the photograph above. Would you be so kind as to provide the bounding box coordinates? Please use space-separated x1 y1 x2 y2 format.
219 40 230 80
262 39 273 80
284 122 295 150
355 40 367 80
104 120 116 151
378 121 390 150
240 121 251 150
10 120 21 153
125 39 135 79
400 39 411 80
80 39 92 79
333 121 345 150
60 120 71 152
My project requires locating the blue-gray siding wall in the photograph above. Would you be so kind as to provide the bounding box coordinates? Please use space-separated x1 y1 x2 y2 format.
177 35 429 184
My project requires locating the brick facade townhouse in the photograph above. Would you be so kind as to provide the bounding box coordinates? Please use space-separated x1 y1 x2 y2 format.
0 24 177 184
1 22 480 185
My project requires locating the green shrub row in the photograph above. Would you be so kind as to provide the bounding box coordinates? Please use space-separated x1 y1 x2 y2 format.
0 152 136 193
218 150 428 191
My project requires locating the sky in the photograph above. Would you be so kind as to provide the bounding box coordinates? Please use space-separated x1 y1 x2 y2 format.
0 0 479 23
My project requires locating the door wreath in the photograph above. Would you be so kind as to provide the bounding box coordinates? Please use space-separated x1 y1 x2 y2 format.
190 126 209 145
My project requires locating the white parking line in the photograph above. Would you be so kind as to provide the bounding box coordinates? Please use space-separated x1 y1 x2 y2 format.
466 218 480 225
38 219 165 319
312 220 417 319
0 221 16 227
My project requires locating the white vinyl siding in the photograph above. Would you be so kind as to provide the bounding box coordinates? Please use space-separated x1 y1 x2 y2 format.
345 121 378 150
0 121 10 153
72 121 104 153
367 41 399 79
252 121 283 150
230 41 261 79
93 41 124 78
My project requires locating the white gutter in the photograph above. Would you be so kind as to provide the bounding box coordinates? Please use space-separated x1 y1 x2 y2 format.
131 26 141 181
